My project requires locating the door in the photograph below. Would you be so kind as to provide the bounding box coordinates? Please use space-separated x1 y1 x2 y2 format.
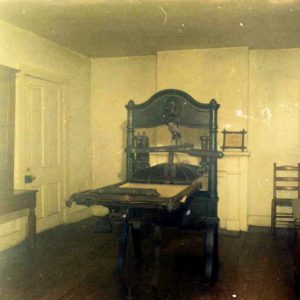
16 75 64 232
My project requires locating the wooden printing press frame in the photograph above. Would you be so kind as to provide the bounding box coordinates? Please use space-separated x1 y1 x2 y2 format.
67 89 223 299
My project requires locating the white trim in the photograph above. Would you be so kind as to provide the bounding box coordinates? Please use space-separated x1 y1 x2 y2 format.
248 215 271 227
15 64 70 226
65 208 92 224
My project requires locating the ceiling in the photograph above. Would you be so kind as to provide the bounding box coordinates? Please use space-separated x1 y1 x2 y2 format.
0 0 299 58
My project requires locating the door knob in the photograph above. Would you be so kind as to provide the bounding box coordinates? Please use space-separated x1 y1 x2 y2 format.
24 175 36 184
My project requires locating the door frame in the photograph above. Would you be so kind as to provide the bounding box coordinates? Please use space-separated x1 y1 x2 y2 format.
15 63 70 224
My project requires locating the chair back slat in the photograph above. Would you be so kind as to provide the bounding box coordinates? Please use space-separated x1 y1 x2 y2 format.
275 197 298 201
273 163 300 200
275 177 298 182
275 186 299 191
276 165 298 171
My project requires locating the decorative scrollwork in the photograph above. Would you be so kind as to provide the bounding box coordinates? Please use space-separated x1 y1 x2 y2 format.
162 97 182 121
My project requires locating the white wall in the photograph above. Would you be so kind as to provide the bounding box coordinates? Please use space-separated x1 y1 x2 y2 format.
248 49 300 226
156 48 250 231
0 20 93 250
157 47 249 132
90 56 157 215
91 56 157 185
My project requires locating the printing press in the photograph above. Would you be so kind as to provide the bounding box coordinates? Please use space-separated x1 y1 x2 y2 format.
67 89 223 298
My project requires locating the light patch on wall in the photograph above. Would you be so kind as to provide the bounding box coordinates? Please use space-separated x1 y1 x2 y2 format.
224 123 232 129
158 5 167 25
260 106 272 127
236 109 248 118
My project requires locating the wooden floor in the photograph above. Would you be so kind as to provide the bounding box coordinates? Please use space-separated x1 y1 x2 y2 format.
0 217 298 300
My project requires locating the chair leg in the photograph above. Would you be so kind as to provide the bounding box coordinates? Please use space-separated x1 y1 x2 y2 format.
271 199 276 235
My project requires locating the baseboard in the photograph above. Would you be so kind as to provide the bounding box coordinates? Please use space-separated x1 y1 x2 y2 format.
64 207 92 224
248 215 271 227
219 229 241 237
248 225 294 235
248 225 271 233
0 228 27 252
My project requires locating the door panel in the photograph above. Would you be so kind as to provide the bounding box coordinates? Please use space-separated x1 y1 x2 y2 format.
30 86 43 167
0 69 15 197
45 182 60 216
19 76 64 231
44 87 60 167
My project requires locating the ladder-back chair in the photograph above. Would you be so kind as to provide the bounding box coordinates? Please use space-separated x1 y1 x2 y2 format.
271 163 300 234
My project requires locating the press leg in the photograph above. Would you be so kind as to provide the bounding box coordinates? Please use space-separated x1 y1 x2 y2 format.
127 224 134 300
132 227 143 267
151 225 162 287
204 223 219 283
115 223 128 275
